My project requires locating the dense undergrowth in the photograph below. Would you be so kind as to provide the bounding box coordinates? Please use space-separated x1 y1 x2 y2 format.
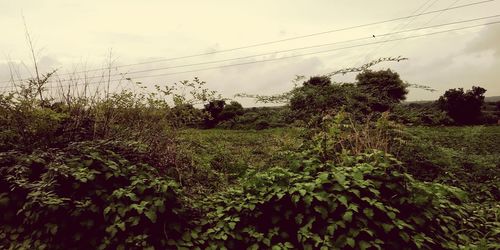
0 68 499 249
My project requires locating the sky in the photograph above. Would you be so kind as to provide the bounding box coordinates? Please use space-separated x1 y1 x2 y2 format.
0 0 499 106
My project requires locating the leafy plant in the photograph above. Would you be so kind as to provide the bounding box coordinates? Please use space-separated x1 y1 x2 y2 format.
0 141 188 249
192 150 470 249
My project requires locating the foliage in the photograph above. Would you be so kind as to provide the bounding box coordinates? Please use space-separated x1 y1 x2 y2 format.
289 79 370 123
1 60 498 249
0 141 188 249
461 202 500 249
356 69 408 111
178 128 302 179
438 86 486 125
204 100 226 128
191 127 471 249
235 57 408 105
219 101 244 123
390 102 453 125
288 69 409 124
393 126 500 201
217 106 291 130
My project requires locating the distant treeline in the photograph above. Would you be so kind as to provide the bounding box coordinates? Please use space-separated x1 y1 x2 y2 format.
195 92 499 129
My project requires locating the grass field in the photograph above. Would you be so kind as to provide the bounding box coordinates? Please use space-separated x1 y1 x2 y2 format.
179 128 303 172
407 125 500 155
180 126 500 169
179 125 500 199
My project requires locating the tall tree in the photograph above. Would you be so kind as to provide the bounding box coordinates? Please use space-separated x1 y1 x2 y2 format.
438 86 486 124
356 69 408 111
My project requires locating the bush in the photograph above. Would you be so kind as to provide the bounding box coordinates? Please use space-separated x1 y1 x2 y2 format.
390 103 453 126
181 116 477 249
255 120 270 130
0 141 188 249
192 151 470 249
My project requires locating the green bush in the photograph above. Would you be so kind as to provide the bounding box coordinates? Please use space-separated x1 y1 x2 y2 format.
0 141 188 249
192 151 470 249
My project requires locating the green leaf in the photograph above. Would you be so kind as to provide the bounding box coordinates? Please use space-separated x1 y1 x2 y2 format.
145 210 157 223
363 208 374 218
263 238 271 246
381 223 394 233
343 211 353 222
314 205 328 219
359 240 371 250
317 172 329 182
399 231 410 242
298 189 307 196
191 230 199 239
387 211 396 219
338 195 348 207
334 172 347 186
103 206 111 215
116 221 126 231
346 237 355 247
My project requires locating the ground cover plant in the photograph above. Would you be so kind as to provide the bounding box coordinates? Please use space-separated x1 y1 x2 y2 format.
0 58 498 249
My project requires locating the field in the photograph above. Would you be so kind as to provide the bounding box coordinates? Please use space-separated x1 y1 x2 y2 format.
180 126 500 179
1 64 499 249
179 128 303 171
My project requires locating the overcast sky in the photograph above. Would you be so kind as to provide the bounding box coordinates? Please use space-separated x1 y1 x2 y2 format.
1 0 499 106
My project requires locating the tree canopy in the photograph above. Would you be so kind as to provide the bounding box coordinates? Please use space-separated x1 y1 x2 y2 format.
289 69 409 123
356 69 408 111
438 86 486 125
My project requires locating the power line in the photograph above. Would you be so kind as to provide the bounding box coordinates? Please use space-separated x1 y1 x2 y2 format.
1 0 495 84
357 0 439 65
30 14 500 84
424 0 462 26
379 0 462 56
13 20 496 91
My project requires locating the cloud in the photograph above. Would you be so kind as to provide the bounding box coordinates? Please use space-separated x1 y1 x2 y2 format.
464 25 500 57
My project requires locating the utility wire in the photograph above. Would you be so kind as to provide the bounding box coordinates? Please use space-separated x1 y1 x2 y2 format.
28 14 500 84
7 20 495 91
0 0 495 84
379 0 462 56
358 0 439 64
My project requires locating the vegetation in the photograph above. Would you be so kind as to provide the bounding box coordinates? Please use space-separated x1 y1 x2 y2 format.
0 57 498 249
438 86 487 125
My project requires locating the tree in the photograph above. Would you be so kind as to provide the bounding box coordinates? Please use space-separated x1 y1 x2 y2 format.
438 86 486 125
203 100 226 128
219 101 244 121
356 69 408 111
289 76 353 121
170 104 204 128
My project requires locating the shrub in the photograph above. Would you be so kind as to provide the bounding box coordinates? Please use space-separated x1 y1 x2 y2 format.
0 141 188 249
183 115 474 249
255 120 270 130
192 151 470 249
